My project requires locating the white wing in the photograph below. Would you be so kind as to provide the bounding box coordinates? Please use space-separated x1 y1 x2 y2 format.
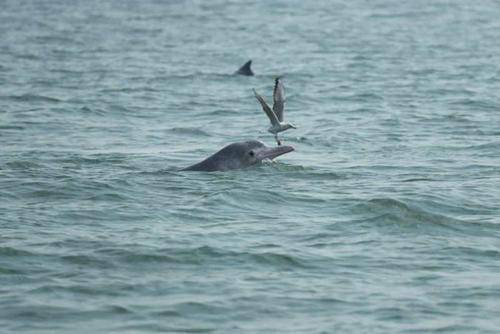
272 77 285 121
253 89 280 127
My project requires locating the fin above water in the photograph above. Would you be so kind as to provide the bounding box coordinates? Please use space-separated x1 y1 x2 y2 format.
235 60 254 76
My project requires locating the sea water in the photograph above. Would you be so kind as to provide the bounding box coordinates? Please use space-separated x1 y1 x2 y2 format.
1 1 500 333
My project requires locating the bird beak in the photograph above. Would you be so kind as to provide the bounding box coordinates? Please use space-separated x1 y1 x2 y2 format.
256 145 294 161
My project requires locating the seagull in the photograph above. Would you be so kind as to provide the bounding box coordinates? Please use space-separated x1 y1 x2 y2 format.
253 77 296 146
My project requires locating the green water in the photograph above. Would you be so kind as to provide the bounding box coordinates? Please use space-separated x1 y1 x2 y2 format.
1 0 500 333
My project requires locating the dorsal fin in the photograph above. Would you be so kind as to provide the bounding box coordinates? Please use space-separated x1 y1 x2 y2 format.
235 60 254 76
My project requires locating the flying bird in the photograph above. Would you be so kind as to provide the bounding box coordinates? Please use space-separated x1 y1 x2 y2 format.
253 77 296 145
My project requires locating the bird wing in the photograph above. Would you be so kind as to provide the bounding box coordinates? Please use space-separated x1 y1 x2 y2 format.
253 89 280 127
272 77 285 121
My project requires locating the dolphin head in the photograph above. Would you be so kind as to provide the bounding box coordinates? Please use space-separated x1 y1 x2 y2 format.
249 141 294 163
182 140 294 172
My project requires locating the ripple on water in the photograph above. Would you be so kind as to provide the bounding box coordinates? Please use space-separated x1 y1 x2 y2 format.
93 245 309 270
169 127 212 137
347 197 470 234
2 94 62 103
2 1 500 333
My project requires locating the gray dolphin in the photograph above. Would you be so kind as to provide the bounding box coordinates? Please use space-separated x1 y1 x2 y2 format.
235 60 254 76
182 140 293 172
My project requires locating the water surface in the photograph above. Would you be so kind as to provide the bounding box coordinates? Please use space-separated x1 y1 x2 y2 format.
1 0 500 333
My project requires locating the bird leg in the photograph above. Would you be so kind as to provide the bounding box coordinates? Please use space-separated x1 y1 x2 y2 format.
274 133 282 146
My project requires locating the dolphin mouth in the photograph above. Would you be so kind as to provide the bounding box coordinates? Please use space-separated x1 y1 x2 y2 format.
257 145 294 161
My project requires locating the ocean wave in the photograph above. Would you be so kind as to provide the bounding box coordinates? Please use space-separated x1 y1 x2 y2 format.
0 267 23 275
249 252 307 268
110 323 215 333
285 166 345 180
79 106 105 115
56 153 129 165
99 86 160 94
323 92 384 103
2 94 62 103
169 127 211 137
60 254 112 268
0 125 25 130
449 98 498 111
4 160 43 170
97 248 179 264
3 305 73 321
84 192 130 201
0 246 34 257
466 141 500 152
442 246 500 259
30 285 128 298
203 109 234 116
93 245 307 269
350 198 467 231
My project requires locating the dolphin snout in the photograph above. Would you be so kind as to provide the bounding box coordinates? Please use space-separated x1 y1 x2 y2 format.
257 145 294 161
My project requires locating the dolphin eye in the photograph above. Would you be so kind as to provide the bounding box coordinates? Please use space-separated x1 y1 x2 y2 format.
249 150 255 157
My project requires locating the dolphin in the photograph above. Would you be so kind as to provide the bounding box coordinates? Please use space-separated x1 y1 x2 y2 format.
235 60 254 76
182 140 293 172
